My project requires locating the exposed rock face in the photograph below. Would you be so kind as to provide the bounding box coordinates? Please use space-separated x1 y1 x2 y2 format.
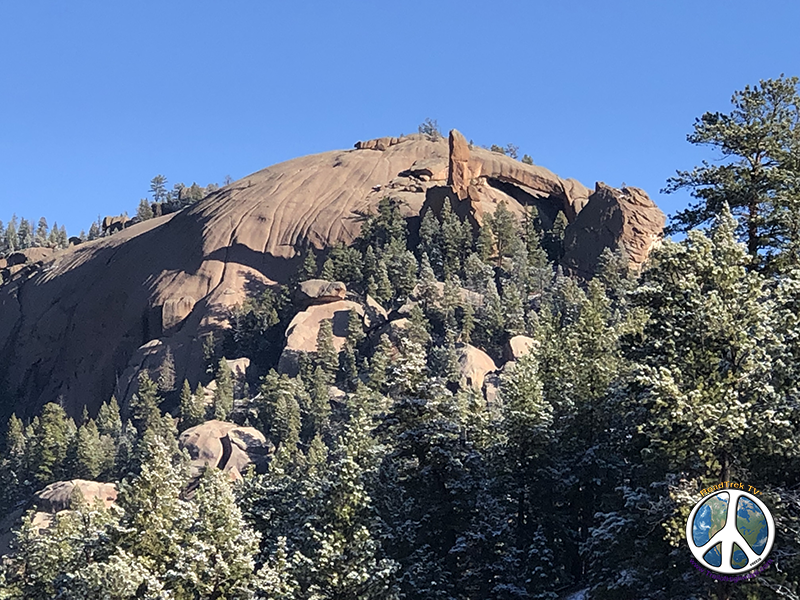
1 248 56 284
429 130 593 236
162 296 196 332
448 129 473 200
178 420 272 480
0 130 663 420
226 357 250 378
278 300 365 375
562 183 666 277
457 344 498 391
506 335 538 360
364 295 389 325
7 247 54 266
296 279 347 306
101 214 130 234
34 479 118 513
405 158 448 181
354 136 407 151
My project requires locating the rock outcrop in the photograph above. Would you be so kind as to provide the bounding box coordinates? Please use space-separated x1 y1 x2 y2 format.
295 279 347 306
354 136 407 151
101 214 131 234
278 300 365 375
457 344 498 391
34 479 118 513
562 183 665 277
506 335 538 360
178 420 272 480
0 130 664 420
0 479 118 554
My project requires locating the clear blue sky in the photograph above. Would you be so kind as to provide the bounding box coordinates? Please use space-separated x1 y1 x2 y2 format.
1 1 799 236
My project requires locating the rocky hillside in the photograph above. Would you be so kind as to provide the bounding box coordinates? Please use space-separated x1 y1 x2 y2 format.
0 130 664 419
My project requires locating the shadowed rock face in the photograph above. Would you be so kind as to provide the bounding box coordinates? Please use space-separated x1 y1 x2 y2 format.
562 183 666 276
0 131 663 420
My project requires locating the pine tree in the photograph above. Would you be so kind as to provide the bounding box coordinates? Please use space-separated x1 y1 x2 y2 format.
149 175 168 203
87 217 101 241
0 414 28 512
440 200 470 278
257 371 307 454
416 253 440 312
297 245 317 281
476 279 505 355
179 379 204 431
373 258 393 306
325 242 363 285
4 490 121 599
375 384 480 599
72 419 104 480
272 387 302 452
307 366 332 439
543 210 568 264
384 243 417 299
5 217 18 252
16 218 33 249
339 309 364 390
463 252 493 293
314 319 338 383
587 207 797 598
157 347 176 394
137 199 154 221
367 334 393 394
129 371 161 435
460 300 475 344
174 467 260 598
97 396 123 439
298 405 398 600
213 358 234 421
35 217 48 246
500 280 526 335
320 257 335 281
29 403 75 485
665 75 800 262
115 429 192 593
418 209 444 276
475 223 494 262
356 196 407 251
387 321 427 398
488 200 517 260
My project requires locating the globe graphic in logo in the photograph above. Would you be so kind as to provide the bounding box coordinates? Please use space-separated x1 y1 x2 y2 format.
686 489 775 574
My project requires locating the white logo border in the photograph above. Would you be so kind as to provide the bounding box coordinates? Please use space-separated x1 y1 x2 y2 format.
685 489 775 575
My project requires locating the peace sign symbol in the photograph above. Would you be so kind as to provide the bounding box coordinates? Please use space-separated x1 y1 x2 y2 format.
685 489 775 575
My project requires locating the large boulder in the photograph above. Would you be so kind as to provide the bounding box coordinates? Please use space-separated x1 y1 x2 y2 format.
457 344 498 391
101 214 130 234
178 420 272 479
506 335 538 360
562 183 665 277
278 300 364 375
296 279 347 306
6 247 54 266
34 479 118 513
0 480 118 554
